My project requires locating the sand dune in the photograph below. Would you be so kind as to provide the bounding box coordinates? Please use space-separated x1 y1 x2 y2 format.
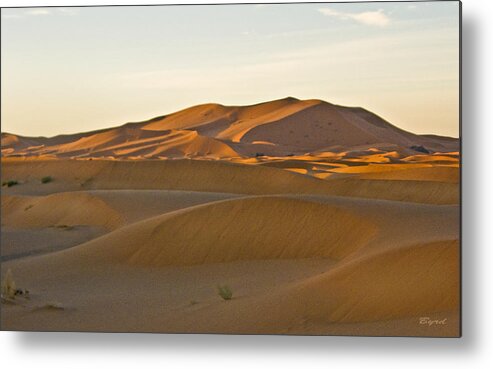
327 163 459 183
4 128 239 160
166 240 458 334
37 196 377 267
1 97 459 159
1 133 48 153
357 166 459 183
1 186 460 337
0 97 460 336
287 239 459 323
1 193 123 230
1 190 237 230
1 158 459 204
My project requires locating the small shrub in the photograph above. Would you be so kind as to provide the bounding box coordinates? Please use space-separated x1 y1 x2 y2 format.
40 302 64 310
217 285 233 301
0 269 28 304
2 180 18 187
1 269 16 300
41 176 53 184
55 224 73 230
255 153 265 157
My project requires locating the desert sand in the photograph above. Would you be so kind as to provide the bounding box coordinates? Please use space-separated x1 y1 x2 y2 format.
1 97 460 336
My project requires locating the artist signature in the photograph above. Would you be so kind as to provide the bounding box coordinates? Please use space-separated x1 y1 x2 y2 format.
419 317 448 326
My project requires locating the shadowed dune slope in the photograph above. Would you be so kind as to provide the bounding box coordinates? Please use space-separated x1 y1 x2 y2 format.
40 196 378 267
274 239 459 323
1 159 459 204
179 240 459 332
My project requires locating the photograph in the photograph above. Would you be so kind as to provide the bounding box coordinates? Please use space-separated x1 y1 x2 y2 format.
1 1 460 337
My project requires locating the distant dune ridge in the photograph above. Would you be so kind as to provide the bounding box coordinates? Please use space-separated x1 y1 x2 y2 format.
1 97 458 159
0 97 460 336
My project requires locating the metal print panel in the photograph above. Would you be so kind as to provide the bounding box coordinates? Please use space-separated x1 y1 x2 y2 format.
0 1 461 337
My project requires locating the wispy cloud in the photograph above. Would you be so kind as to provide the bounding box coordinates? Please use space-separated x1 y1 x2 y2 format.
2 7 78 20
2 13 22 19
318 7 391 27
57 8 79 16
26 9 51 16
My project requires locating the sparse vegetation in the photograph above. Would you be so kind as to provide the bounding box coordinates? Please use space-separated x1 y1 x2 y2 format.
2 180 18 187
1 269 16 300
217 285 233 301
190 300 199 306
54 224 74 230
255 153 265 157
41 176 53 184
80 177 94 188
1 269 28 302
38 302 64 311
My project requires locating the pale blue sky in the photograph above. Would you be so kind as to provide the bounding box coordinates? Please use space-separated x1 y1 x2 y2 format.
1 2 460 137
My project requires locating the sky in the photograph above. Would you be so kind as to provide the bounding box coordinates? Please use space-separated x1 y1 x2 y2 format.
1 1 460 138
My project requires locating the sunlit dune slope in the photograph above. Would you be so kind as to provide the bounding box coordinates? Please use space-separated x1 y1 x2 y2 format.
41 196 377 267
1 190 238 230
1 193 123 230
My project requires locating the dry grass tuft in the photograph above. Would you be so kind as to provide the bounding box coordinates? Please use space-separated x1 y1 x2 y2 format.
217 285 233 301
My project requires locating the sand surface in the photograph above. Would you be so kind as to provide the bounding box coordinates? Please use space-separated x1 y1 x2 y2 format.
1 98 460 336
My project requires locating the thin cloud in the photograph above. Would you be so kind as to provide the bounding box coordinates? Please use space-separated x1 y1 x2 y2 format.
26 9 51 16
2 8 77 20
2 14 22 19
57 8 79 16
318 7 391 27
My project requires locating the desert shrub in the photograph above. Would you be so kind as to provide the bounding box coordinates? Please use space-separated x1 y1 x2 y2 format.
40 302 64 310
55 224 73 230
1 269 16 299
2 180 18 187
1 269 29 302
217 285 233 301
41 176 53 184
255 153 265 157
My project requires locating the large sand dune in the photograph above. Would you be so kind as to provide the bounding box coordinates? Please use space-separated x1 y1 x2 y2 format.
1 97 458 159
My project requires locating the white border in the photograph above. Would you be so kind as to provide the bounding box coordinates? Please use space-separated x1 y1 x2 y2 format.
1 0 492 368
